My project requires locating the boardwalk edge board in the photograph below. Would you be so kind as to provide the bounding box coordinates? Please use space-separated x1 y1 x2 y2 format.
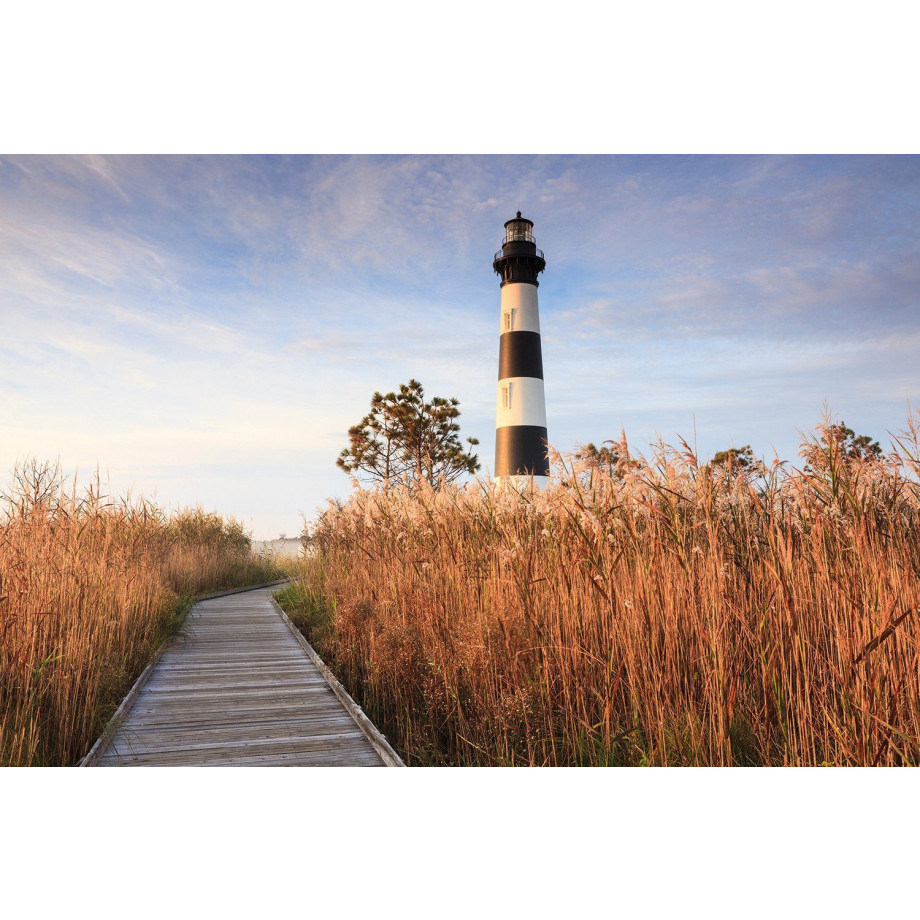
78 579 291 768
269 595 406 768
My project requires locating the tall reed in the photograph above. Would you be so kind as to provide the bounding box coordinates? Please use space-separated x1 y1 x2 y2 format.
0 463 287 766
283 416 920 766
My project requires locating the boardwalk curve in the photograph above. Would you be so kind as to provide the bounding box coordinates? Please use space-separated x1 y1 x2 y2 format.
82 585 403 767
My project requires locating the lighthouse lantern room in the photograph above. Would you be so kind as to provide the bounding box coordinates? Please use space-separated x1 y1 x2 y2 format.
493 211 549 487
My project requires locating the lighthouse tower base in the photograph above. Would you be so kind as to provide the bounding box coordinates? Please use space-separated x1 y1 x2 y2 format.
495 474 549 492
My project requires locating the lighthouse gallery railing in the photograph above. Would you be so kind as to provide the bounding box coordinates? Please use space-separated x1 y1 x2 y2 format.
494 247 545 262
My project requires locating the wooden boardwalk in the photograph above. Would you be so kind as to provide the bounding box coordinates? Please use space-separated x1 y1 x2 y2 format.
83 585 402 767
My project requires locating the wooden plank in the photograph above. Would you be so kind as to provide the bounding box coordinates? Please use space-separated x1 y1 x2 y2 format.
81 584 402 767
121 707 359 731
114 715 366 743
138 679 334 695
100 750 386 768
103 730 374 759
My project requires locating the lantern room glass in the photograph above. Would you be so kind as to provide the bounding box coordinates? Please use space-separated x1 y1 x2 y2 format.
504 220 534 244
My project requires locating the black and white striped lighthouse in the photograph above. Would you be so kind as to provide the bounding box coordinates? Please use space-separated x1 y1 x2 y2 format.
493 211 549 487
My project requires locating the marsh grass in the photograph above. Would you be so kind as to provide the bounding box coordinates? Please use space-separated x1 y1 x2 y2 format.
282 415 920 766
0 463 288 766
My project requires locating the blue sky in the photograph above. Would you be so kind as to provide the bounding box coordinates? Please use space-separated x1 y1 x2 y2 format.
2 155 918 537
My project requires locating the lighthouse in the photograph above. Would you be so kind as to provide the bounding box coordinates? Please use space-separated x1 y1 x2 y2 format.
493 211 549 487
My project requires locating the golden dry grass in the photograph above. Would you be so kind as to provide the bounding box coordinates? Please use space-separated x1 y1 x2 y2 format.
0 463 288 766
282 415 920 766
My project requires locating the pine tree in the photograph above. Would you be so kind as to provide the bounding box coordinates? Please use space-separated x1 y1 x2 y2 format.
337 379 480 488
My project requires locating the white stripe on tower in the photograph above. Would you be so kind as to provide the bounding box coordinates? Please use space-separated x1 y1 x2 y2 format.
499 282 541 334
492 211 549 488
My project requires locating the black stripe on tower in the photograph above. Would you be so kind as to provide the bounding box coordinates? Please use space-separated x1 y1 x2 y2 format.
495 425 550 477
498 331 544 380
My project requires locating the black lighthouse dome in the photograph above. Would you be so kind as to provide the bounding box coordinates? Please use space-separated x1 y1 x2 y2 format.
493 211 546 286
